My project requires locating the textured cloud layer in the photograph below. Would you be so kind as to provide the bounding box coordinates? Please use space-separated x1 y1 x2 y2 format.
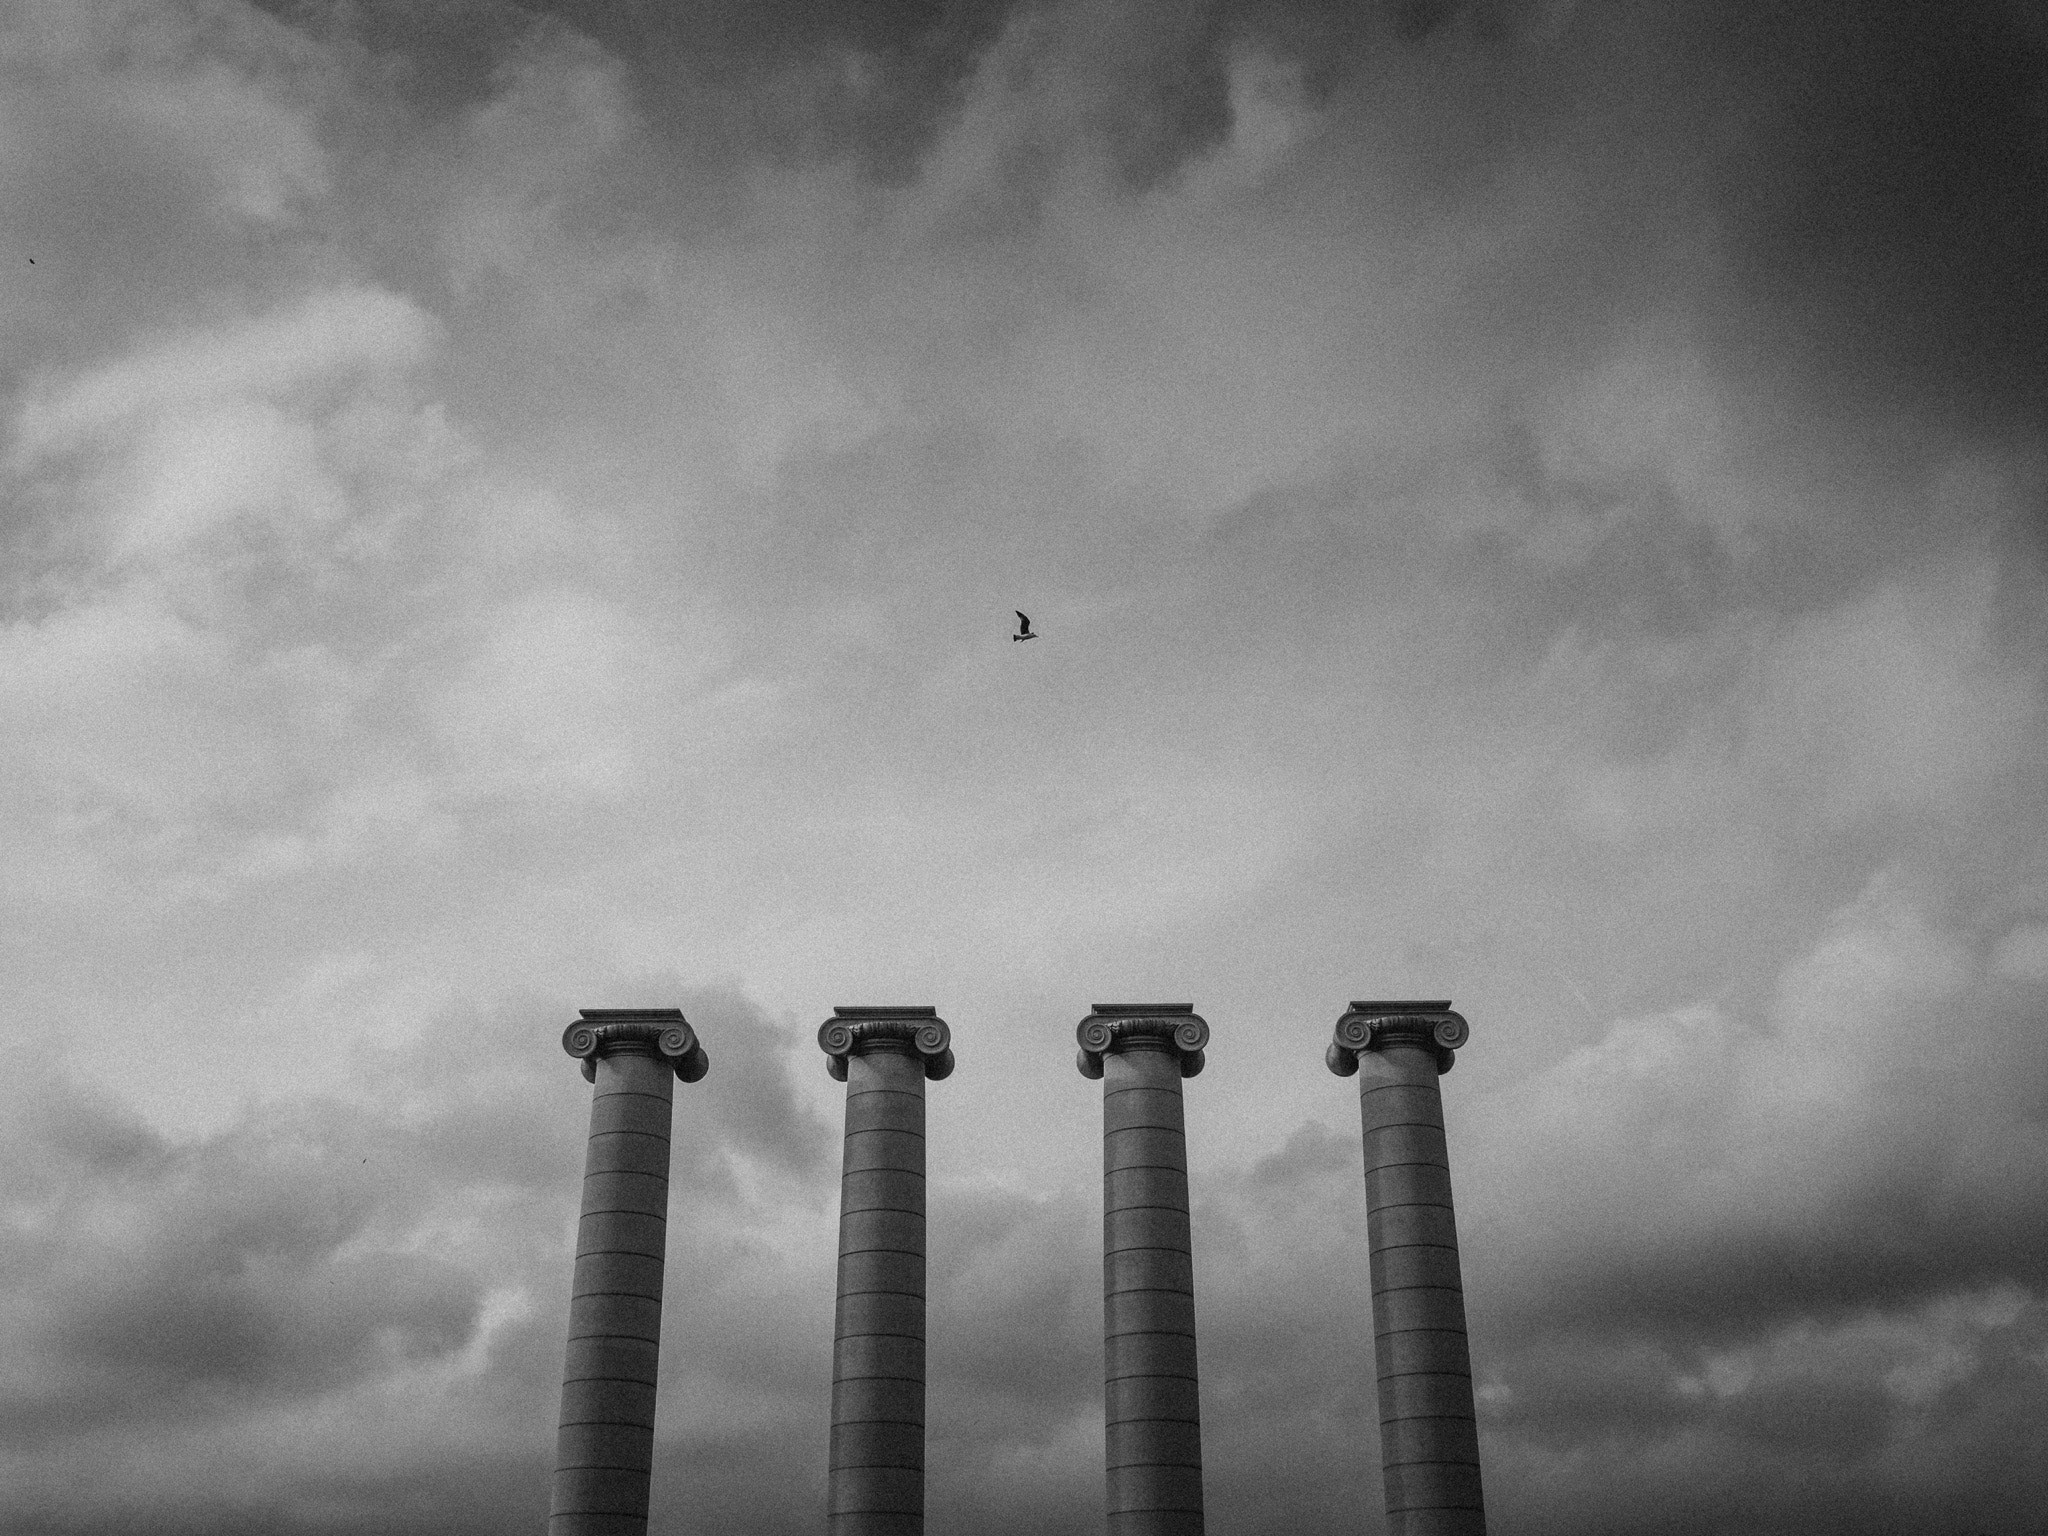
3 1 2045 1532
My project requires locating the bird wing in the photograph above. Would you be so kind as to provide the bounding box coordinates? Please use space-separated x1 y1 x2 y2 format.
1016 611 1029 625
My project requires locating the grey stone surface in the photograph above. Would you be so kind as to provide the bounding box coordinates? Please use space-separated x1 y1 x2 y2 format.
550 1011 708 1536
821 1007 952 1536
1081 1005 1211 1536
1331 1003 1486 1536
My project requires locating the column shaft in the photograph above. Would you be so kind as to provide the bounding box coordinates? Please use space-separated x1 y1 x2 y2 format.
1357 1042 1484 1536
1103 1045 1204 1536
831 1046 928 1536
553 1050 675 1536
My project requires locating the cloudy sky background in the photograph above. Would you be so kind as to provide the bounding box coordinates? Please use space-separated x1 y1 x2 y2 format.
3 1 2047 1531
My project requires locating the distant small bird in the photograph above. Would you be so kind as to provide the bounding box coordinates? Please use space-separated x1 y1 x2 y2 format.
1013 611 1037 642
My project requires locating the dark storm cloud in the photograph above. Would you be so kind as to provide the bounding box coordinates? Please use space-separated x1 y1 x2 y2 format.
1690 1 2048 436
1462 993 2048 1350
1202 0 2048 470
537 0 1017 181
251 0 1020 177
0 1074 485 1444
1184 1135 2048 1536
1165 895 2048 1533
1480 1307 2048 1536
0 984 840 1534
245 0 2048 452
929 1183 1093 1409
247 0 538 109
1319 0 2048 429
241 0 1550 193
0 5 326 388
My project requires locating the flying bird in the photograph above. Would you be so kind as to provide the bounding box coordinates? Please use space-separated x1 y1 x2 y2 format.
1013 611 1037 642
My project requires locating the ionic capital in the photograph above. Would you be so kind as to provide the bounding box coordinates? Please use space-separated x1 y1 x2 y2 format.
1326 999 1469 1077
1076 1003 1209 1080
562 1008 710 1083
818 1006 955 1082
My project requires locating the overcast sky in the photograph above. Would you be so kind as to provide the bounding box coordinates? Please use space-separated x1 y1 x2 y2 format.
3 1 2047 1532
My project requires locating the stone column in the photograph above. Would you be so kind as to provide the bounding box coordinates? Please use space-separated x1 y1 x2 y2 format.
552 1008 711 1536
819 1006 955 1536
1327 1000 1484 1536
1077 1003 1210 1536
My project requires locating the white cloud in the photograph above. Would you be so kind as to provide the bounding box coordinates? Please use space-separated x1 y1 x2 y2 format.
1522 343 1764 548
0 275 657 909
14 286 440 463
428 584 648 801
